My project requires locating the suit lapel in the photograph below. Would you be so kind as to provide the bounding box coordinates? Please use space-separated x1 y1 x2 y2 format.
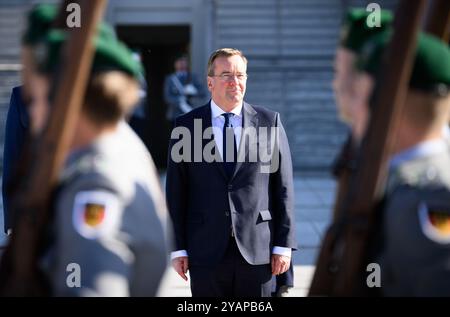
231 102 258 180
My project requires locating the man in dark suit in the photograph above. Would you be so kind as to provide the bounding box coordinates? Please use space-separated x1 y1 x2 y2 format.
166 48 297 297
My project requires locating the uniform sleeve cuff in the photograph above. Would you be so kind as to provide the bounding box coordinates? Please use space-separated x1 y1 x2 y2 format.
272 246 292 257
171 250 188 260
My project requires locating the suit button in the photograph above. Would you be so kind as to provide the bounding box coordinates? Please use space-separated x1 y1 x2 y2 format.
225 211 230 217
228 185 233 191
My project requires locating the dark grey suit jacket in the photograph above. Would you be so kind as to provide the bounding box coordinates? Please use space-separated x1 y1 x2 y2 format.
166 101 297 266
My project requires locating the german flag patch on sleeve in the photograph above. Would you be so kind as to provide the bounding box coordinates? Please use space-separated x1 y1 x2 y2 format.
72 191 121 239
418 201 450 244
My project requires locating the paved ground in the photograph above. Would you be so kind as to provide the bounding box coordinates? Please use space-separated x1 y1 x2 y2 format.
0 173 336 297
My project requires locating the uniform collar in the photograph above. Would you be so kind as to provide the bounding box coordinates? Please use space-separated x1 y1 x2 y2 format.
389 137 449 169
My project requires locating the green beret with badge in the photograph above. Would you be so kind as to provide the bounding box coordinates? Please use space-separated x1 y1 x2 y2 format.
22 3 58 45
340 8 393 53
358 31 450 96
41 23 143 79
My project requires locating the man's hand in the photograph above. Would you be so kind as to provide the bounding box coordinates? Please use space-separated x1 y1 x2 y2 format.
172 256 189 281
271 254 290 276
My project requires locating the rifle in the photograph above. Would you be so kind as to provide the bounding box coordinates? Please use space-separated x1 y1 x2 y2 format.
424 0 450 42
0 0 107 296
309 0 427 296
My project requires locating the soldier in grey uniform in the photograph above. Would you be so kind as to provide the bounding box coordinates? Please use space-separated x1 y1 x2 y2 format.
356 31 450 296
49 121 168 296
31 24 169 296
331 8 393 178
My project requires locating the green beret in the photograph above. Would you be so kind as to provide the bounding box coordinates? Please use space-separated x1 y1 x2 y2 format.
22 4 57 45
358 31 450 95
356 30 391 76
41 23 143 79
340 8 393 53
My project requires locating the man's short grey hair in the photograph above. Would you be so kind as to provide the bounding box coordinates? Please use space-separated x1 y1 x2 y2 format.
207 48 248 77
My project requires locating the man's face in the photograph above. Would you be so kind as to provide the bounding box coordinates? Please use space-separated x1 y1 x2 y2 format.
333 48 356 124
207 55 247 111
175 57 188 72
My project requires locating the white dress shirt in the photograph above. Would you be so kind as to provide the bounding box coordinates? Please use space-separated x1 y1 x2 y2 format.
210 99 243 160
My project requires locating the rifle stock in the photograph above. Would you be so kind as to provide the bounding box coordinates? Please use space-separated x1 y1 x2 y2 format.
0 0 107 296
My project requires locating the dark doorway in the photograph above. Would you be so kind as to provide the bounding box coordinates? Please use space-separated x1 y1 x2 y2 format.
116 25 190 169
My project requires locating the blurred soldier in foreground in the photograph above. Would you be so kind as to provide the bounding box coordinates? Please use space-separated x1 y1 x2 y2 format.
2 4 58 234
19 9 169 295
332 8 393 178
355 31 450 296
